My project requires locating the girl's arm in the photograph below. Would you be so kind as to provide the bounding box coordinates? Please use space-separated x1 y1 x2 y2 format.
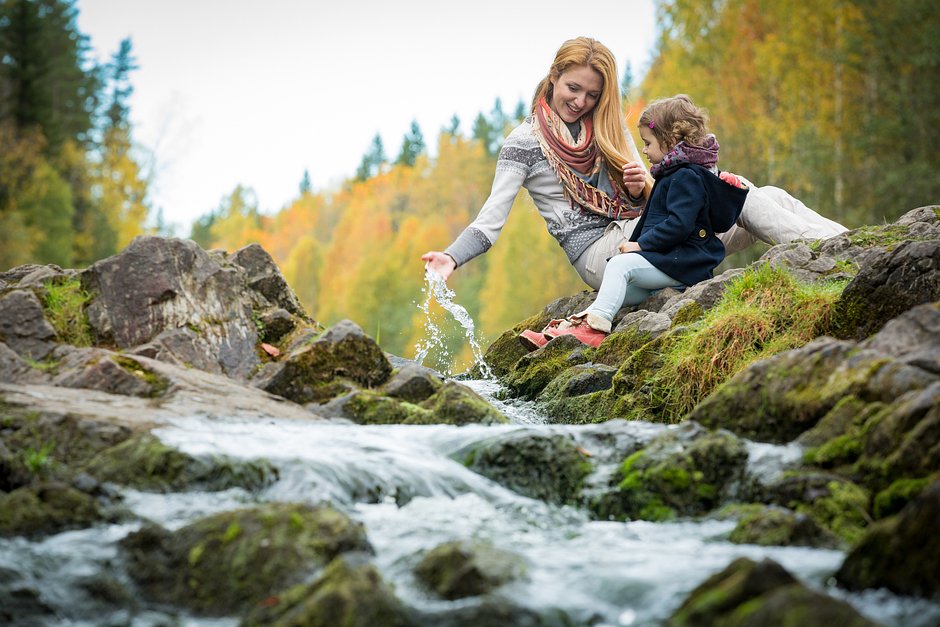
634 169 706 252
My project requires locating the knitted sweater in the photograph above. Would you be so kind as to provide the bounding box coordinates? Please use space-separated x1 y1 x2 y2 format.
444 119 615 267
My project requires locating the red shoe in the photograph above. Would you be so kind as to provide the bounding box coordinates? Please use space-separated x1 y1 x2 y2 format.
542 312 610 348
519 329 549 351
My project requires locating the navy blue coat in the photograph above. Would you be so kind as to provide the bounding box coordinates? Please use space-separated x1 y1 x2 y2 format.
629 163 748 286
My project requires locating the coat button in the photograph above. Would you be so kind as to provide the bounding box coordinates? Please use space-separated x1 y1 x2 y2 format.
698 229 707 238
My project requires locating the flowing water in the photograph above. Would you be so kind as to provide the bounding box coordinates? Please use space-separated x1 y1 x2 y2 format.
414 270 493 379
3 395 940 626
3 287 940 625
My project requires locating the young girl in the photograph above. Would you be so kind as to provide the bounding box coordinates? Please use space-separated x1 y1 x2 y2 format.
520 94 748 349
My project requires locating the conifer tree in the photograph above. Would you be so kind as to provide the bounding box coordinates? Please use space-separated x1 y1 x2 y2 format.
395 119 425 167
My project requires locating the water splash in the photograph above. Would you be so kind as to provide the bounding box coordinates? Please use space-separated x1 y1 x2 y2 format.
413 269 493 379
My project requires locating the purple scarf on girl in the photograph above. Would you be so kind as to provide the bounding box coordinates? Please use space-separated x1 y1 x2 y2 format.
650 134 720 179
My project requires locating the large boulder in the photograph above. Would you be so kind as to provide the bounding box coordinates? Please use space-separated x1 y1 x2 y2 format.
244 553 416 627
667 557 879 627
833 239 940 340
836 480 940 599
0 289 56 360
592 423 748 521
257 319 392 404
414 540 526 600
120 503 371 615
465 430 592 505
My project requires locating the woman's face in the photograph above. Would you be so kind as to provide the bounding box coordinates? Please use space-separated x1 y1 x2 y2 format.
549 65 603 124
639 126 667 164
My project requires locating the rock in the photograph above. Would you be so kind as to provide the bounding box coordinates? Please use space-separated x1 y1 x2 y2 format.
52 350 170 398
120 503 371 615
80 236 262 379
257 319 392 404
535 363 618 424
419 381 508 425
504 334 586 400
836 480 940 599
83 433 278 492
383 363 443 403
0 481 106 537
0 341 49 384
466 430 592 505
229 243 308 319
833 239 940 340
592 424 748 521
667 557 879 627
727 505 842 549
658 268 746 318
760 472 871 545
0 289 57 360
688 338 883 443
415 540 526 600
257 307 299 344
861 301 940 375
244 553 416 627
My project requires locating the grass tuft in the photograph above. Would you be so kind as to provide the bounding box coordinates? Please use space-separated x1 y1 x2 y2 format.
41 278 93 347
650 263 848 421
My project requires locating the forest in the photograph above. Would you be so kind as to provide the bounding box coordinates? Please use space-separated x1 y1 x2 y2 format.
2 0 938 372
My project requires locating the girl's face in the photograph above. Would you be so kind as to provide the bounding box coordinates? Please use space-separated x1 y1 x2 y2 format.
639 126 668 164
549 65 603 124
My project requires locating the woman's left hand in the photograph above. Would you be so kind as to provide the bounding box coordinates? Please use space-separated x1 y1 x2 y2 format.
618 241 641 253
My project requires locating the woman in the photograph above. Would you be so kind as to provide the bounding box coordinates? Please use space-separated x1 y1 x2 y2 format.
421 37 845 291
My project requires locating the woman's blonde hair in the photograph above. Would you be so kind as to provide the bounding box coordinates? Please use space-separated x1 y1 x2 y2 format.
533 37 652 196
638 94 710 151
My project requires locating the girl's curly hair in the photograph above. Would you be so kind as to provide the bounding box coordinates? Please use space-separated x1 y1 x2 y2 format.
639 94 709 150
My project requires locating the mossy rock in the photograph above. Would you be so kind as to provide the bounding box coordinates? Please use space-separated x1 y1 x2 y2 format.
83 433 278 492
727 505 842 549
593 426 748 521
480 311 553 378
244 553 415 627
836 480 940 599
504 334 587 400
260 320 392 404
535 363 618 424
414 540 527 600
872 475 933 519
418 381 508 425
120 503 372 615
762 473 871 545
688 339 886 443
340 391 435 425
465 431 592 505
590 326 658 368
667 557 879 627
0 481 105 537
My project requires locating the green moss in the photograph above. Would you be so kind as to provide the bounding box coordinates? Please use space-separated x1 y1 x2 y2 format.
873 477 931 519
112 355 170 397
83 434 278 492
40 277 94 347
804 433 863 468
122 504 372 616
846 223 917 250
23 356 60 373
649 264 847 421
793 480 870 545
0 482 104 537
598 432 746 521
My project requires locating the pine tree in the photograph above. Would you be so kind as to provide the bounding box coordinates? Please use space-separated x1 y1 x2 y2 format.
395 119 425 167
355 133 386 181
299 169 312 195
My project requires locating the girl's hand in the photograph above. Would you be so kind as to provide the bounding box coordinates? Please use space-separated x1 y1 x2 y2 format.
618 241 641 254
421 251 457 281
622 162 647 198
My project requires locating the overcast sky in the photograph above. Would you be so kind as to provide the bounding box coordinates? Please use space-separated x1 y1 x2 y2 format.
76 0 658 232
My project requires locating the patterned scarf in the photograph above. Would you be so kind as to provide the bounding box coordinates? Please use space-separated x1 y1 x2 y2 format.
649 134 720 179
531 98 640 220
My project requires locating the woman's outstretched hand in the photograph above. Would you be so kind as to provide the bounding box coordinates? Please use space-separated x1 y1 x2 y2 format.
421 251 457 281
622 161 647 198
